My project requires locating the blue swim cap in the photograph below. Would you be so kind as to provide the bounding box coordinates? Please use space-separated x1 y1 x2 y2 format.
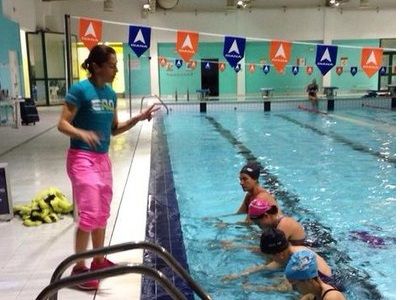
285 250 318 281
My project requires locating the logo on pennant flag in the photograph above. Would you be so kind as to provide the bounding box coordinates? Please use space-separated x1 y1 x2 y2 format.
219 62 226 72
249 64 256 73
262 64 270 74
204 61 211 70
379 66 387 75
234 63 241 73
336 66 343 75
269 40 292 73
175 59 183 69
129 25 151 57
306 66 313 75
361 47 383 77
79 18 102 50
350 66 358 76
224 36 246 68
316 44 338 75
176 31 199 62
292 66 299 75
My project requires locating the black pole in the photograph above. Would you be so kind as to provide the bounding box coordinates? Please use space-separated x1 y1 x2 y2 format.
64 14 73 90
128 54 132 118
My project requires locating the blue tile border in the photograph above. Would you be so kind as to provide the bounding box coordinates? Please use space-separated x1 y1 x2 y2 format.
141 115 194 300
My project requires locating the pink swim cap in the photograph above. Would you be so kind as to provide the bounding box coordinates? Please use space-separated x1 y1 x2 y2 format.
248 198 273 218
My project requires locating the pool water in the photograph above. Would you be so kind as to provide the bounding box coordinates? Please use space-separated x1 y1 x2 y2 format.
162 108 396 300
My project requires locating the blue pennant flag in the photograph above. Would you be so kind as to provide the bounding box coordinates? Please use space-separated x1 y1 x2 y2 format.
292 66 299 75
129 25 151 57
379 66 387 75
350 66 358 76
204 61 211 70
175 59 183 69
315 44 338 76
234 63 241 73
262 64 270 74
223 36 246 68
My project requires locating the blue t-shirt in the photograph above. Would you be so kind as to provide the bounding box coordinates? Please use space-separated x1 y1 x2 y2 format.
65 79 117 153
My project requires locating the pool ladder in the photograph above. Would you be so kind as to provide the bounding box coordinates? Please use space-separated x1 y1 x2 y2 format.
36 241 212 300
140 94 169 114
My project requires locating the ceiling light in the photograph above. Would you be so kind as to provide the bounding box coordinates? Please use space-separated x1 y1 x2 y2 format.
143 3 151 11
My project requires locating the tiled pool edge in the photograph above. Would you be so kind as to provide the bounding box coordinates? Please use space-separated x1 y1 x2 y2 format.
141 115 194 300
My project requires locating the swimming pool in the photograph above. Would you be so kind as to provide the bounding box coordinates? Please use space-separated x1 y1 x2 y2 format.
147 105 395 300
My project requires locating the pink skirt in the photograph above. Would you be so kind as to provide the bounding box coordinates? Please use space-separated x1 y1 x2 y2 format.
67 149 113 231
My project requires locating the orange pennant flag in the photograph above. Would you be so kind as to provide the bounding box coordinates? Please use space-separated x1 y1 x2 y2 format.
176 31 199 62
79 18 102 50
360 47 383 78
269 40 292 73
248 64 256 73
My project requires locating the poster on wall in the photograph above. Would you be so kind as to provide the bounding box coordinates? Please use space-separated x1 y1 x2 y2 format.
0 163 13 221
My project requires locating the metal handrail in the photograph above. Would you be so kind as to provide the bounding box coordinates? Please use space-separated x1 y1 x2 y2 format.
36 264 186 300
47 241 212 300
140 94 169 114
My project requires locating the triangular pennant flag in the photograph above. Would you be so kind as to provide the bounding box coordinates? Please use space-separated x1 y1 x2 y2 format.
187 60 197 69
79 18 103 50
204 61 211 70
248 64 256 73
361 47 383 77
350 66 358 76
159 57 167 67
223 36 246 68
315 44 338 75
262 64 270 74
219 62 226 72
292 66 299 75
379 66 387 75
336 66 343 75
175 59 183 69
234 63 241 73
269 40 292 73
129 25 151 57
176 31 199 62
306 66 313 75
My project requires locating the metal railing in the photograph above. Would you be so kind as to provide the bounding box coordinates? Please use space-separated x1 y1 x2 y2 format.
37 241 212 300
140 95 169 114
37 264 186 300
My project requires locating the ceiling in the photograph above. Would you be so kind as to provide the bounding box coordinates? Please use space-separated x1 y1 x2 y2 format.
153 0 396 12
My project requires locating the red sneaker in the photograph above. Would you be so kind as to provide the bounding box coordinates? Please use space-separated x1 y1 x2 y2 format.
70 265 99 290
90 257 116 271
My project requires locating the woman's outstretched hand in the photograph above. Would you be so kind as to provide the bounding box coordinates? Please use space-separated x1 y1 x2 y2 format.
140 104 160 121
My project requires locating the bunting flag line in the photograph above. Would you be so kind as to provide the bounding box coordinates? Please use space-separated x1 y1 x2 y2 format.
360 47 383 78
129 25 151 57
79 18 103 50
316 44 338 75
176 31 199 62
269 40 292 73
224 36 246 68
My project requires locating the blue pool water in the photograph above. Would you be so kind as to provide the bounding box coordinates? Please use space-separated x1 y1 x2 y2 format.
160 108 395 299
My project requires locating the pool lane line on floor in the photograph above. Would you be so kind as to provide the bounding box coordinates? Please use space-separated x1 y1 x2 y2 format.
276 114 396 165
0 125 57 158
205 115 383 300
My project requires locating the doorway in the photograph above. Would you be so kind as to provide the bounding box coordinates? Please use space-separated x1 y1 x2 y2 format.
201 58 219 97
